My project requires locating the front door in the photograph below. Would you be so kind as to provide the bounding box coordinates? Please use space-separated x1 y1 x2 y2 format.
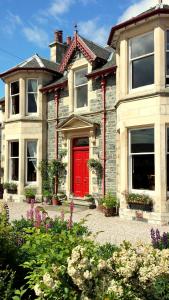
72 137 89 197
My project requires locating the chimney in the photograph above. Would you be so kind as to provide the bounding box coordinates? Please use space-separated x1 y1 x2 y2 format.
55 30 63 43
49 30 68 64
66 36 72 46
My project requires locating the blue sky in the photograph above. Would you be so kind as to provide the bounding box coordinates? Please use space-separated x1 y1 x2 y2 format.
0 0 165 97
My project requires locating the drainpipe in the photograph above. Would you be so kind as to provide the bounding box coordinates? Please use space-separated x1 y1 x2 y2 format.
54 91 60 193
101 77 106 196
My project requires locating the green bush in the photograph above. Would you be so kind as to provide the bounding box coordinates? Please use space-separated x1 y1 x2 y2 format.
24 187 36 198
102 192 119 209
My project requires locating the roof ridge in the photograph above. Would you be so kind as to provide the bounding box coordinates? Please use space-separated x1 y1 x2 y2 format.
35 53 45 68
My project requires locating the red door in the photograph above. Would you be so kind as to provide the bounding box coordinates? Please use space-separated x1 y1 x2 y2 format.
72 138 89 197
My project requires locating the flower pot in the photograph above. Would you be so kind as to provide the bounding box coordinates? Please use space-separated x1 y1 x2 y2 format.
104 207 117 217
43 196 51 205
89 203 96 209
26 196 35 204
52 198 62 206
128 202 153 212
7 188 17 194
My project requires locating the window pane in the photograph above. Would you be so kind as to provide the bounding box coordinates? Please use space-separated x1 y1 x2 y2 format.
131 32 154 58
28 94 37 113
27 141 37 158
11 81 19 95
11 142 19 157
132 55 154 89
76 85 88 108
12 95 19 114
132 154 155 190
166 52 169 75
28 79 37 92
131 128 154 153
27 158 37 181
73 137 89 147
166 31 169 50
75 68 88 86
167 128 169 153
11 158 19 181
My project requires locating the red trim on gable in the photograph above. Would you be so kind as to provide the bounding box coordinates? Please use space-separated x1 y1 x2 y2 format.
86 66 117 79
59 33 96 73
108 8 169 46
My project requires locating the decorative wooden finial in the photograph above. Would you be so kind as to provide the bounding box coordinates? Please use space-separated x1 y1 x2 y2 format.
74 23 78 34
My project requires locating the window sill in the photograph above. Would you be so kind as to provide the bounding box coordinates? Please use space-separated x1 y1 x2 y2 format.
74 107 89 114
130 189 155 196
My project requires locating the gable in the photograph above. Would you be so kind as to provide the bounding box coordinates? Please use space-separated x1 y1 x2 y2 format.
57 115 97 132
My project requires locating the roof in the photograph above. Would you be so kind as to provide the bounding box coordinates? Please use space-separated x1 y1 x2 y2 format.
0 54 61 78
40 75 68 93
108 4 169 46
0 97 5 103
59 33 112 72
79 35 110 61
87 51 116 78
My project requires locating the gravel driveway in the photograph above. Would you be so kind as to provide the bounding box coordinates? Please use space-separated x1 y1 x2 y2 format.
3 201 169 245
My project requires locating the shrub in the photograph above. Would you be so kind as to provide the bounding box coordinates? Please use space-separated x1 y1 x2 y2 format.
0 267 15 300
24 187 36 198
125 192 153 205
102 193 119 209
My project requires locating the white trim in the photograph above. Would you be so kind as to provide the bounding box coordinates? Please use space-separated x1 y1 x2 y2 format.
74 67 88 110
25 140 37 184
26 79 38 115
35 54 45 68
129 31 154 91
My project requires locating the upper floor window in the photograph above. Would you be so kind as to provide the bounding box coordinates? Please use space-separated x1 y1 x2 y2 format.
129 32 154 89
27 79 38 114
166 31 169 85
10 81 20 115
74 67 88 109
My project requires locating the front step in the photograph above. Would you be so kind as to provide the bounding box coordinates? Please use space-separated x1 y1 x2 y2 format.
68 197 90 207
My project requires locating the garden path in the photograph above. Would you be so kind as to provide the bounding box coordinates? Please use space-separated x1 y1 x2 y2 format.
4 201 169 245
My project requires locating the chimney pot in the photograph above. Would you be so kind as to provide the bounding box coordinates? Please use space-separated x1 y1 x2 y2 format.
54 30 63 43
66 36 72 45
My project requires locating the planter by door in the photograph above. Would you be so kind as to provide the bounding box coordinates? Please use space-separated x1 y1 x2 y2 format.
104 207 117 217
128 203 153 212
72 137 89 198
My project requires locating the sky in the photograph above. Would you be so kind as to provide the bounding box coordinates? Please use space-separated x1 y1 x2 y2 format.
0 0 168 97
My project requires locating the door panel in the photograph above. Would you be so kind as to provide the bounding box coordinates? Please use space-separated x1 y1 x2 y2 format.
73 148 89 197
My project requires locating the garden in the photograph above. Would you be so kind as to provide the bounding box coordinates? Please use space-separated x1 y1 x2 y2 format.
1 199 169 300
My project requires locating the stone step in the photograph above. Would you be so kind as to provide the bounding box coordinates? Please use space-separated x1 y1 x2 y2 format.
68 198 91 207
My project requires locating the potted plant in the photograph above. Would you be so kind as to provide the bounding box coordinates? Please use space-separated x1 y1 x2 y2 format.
87 159 103 184
102 193 119 217
24 187 37 203
52 194 61 206
3 182 17 194
125 193 153 212
85 194 96 209
57 191 67 202
43 190 52 204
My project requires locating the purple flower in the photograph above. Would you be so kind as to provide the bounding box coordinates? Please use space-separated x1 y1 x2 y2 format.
60 209 65 221
151 228 157 246
162 232 168 249
67 216 73 230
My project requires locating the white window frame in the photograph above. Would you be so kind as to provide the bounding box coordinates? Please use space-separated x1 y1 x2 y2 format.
26 79 38 115
10 80 20 115
166 127 169 196
9 140 19 182
128 127 155 195
166 30 169 86
129 31 154 92
74 67 88 111
26 140 37 184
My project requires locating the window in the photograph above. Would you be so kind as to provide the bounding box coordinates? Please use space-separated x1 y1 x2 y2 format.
9 141 19 181
10 81 20 114
166 31 169 85
27 79 38 113
74 67 88 108
26 141 37 182
167 128 169 190
129 128 155 190
129 32 154 89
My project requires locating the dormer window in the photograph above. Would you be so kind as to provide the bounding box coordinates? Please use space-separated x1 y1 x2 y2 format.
27 79 38 114
74 67 88 109
10 81 20 115
129 32 154 89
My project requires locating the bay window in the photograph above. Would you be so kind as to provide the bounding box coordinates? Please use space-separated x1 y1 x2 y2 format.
74 67 88 108
129 128 155 190
10 81 20 114
26 141 37 182
27 79 38 113
129 32 154 89
9 141 19 181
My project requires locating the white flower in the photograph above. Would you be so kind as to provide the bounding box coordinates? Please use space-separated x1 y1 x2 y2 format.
34 284 43 297
83 270 92 279
43 272 54 288
97 259 107 271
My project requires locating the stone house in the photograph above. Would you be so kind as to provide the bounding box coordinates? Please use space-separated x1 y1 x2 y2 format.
1 3 169 224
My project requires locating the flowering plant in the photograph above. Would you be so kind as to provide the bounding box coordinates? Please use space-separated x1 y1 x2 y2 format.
125 192 153 205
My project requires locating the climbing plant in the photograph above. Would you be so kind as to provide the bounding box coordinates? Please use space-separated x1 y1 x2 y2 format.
87 158 103 184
